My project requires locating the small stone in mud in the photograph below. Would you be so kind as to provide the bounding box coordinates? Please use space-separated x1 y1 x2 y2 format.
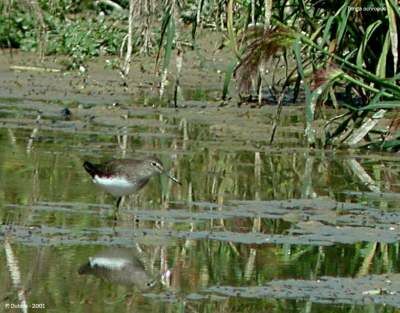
78 104 94 109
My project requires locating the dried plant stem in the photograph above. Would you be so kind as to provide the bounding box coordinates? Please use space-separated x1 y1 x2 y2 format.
139 0 153 54
264 0 272 29
10 65 60 72
196 0 203 27
27 0 46 61
251 0 255 26
121 0 134 78
344 109 386 146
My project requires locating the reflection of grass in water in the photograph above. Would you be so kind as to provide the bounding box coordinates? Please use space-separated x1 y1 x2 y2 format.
0 105 400 311
0 110 397 211
2 223 400 312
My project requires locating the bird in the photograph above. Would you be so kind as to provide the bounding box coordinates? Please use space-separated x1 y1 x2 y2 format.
83 156 180 215
78 247 158 289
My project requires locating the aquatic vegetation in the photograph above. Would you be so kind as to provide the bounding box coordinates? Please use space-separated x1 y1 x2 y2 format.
0 95 400 312
155 0 400 150
1 0 399 150
222 0 400 150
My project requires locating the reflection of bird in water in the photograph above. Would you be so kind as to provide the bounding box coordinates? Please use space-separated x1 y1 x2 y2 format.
83 157 180 216
78 247 158 290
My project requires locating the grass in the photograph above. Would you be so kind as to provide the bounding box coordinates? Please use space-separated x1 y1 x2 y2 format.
1 0 399 151
0 1 127 68
221 0 400 150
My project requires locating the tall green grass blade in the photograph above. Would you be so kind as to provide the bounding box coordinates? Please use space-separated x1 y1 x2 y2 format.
341 73 392 98
356 20 382 68
336 0 350 49
359 101 400 111
368 89 385 108
385 0 398 71
376 31 390 78
155 7 172 71
273 18 400 96
322 16 335 46
379 139 400 150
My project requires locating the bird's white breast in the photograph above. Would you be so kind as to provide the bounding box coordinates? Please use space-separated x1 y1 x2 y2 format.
93 175 137 197
89 256 129 270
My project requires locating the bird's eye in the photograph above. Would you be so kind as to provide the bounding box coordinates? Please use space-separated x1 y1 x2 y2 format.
151 161 162 169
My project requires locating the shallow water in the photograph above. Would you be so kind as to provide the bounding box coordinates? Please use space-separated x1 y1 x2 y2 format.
0 95 400 313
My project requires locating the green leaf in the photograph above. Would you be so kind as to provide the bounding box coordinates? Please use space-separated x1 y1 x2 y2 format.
386 0 398 71
359 101 400 111
155 7 172 70
322 16 335 46
356 20 382 68
381 139 400 150
376 31 391 78
336 0 350 48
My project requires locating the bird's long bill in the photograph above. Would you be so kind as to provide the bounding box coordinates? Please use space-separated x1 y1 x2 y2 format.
164 171 181 185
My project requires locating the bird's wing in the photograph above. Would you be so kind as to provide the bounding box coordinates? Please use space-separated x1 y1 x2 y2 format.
106 159 143 177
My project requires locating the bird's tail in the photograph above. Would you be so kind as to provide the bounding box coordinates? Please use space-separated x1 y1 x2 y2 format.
78 262 91 275
83 161 98 178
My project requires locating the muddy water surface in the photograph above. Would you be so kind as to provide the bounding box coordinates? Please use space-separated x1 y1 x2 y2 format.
1 60 400 313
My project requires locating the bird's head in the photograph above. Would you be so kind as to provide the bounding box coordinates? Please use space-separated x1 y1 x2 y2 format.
147 157 180 184
147 157 165 174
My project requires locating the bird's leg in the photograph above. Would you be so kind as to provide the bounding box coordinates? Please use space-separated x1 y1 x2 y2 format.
116 196 122 209
113 196 124 220
132 194 140 225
